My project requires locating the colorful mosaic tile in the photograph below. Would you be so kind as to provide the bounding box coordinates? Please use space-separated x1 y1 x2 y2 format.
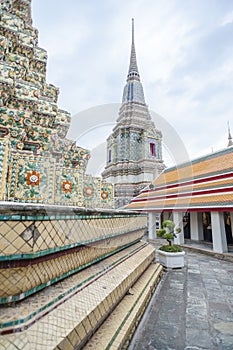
0 0 114 209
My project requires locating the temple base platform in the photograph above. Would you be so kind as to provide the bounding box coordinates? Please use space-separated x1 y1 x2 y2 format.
0 241 163 350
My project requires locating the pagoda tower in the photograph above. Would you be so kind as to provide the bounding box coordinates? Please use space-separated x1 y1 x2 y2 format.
102 19 165 208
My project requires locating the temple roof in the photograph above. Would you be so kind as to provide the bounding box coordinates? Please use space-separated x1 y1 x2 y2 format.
125 147 233 212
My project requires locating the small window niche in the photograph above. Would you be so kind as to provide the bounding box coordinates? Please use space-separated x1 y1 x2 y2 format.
108 149 112 163
150 143 156 157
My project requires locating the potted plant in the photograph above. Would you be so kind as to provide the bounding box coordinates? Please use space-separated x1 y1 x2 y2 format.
156 219 185 268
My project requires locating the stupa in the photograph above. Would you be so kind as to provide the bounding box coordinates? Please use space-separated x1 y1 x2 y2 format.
102 19 165 208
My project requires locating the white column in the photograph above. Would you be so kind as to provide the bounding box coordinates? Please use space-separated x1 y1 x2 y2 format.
190 212 199 240
173 212 184 244
148 213 157 240
230 212 233 240
190 212 204 241
197 212 204 240
211 211 228 253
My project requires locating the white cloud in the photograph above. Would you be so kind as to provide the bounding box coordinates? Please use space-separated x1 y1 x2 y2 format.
220 10 233 26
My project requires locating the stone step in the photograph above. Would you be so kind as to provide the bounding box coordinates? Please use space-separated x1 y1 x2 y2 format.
0 242 158 350
83 262 163 350
0 241 147 333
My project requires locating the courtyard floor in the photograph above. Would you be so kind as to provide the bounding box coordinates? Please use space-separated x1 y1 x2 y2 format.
128 241 233 350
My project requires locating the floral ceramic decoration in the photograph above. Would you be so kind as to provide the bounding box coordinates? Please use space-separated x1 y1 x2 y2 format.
84 185 94 198
62 180 73 193
101 190 108 200
26 170 40 186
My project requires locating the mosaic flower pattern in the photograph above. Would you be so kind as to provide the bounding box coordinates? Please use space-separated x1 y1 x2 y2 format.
101 190 109 200
84 185 94 198
25 170 40 186
62 180 73 193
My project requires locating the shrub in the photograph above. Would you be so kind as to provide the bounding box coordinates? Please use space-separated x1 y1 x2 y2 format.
157 228 166 237
162 220 175 232
157 219 182 247
159 245 183 253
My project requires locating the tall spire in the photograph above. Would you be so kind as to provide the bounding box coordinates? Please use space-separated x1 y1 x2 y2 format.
127 18 140 82
122 19 145 104
227 121 233 147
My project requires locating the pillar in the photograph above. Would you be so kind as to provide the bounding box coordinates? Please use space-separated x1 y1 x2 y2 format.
173 212 184 244
211 211 228 253
190 212 204 241
230 212 233 240
148 213 157 240
197 212 204 240
190 212 198 240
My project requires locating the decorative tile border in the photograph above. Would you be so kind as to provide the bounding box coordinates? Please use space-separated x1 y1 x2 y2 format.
0 225 147 261
0 229 145 301
0 213 143 221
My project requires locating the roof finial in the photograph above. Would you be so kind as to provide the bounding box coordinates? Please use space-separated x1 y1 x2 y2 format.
132 18 135 44
127 18 140 81
227 121 233 147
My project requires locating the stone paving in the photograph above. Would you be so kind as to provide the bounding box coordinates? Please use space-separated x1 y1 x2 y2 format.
128 248 233 350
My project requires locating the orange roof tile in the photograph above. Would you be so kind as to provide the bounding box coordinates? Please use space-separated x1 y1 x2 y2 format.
125 147 233 211
154 148 233 186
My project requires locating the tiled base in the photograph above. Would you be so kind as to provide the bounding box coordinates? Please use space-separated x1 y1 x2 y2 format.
0 242 146 332
0 213 147 256
0 242 161 349
0 229 144 302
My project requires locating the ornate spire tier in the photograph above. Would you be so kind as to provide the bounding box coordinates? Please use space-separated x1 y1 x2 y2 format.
127 18 140 81
122 18 145 105
0 0 33 25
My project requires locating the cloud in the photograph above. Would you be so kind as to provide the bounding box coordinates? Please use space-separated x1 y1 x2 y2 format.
32 0 233 175
220 10 233 26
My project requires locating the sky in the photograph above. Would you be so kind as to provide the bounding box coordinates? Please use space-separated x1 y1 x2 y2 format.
31 0 233 174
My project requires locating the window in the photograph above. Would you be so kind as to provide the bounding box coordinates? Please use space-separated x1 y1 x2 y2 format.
108 150 112 163
150 143 156 156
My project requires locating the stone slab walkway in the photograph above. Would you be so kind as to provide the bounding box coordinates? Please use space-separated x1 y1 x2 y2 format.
128 249 233 350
